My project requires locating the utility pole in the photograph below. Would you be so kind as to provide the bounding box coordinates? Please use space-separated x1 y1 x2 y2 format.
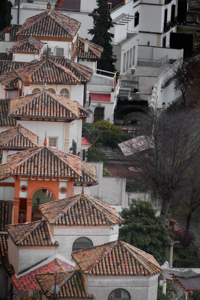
17 0 20 25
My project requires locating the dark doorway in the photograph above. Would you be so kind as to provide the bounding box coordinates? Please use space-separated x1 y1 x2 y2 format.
94 107 104 123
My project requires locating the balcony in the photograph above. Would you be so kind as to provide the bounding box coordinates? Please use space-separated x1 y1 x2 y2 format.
164 21 171 32
171 16 177 27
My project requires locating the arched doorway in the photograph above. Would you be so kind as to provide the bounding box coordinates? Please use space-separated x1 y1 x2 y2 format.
32 188 54 221
108 289 130 300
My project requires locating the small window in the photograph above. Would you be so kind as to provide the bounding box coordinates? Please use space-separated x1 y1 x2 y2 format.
72 237 93 251
56 48 64 56
60 88 70 98
49 137 57 148
47 88 56 94
134 12 139 27
32 88 41 94
108 289 131 300
107 2 112 10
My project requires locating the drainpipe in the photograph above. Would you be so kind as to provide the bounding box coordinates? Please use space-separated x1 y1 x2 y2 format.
17 0 20 25
169 240 180 268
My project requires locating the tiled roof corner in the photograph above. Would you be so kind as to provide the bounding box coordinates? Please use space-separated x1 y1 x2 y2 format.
12 36 44 53
74 161 98 185
0 232 15 277
40 193 123 226
0 61 26 75
0 99 16 127
12 258 74 293
0 24 21 42
78 37 103 60
0 124 38 149
17 10 81 38
72 239 162 276
0 53 12 60
35 270 94 299
0 200 13 231
6 220 57 247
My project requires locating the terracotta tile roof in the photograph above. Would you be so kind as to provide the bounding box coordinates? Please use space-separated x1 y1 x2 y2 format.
0 99 16 127
74 161 98 185
0 232 15 277
72 239 162 276
17 10 81 38
13 58 84 84
12 259 74 292
0 232 8 265
40 193 123 226
0 53 12 60
0 200 13 231
0 71 19 88
81 137 91 146
0 25 21 42
0 124 38 149
6 220 58 247
12 36 44 53
0 146 83 181
0 61 26 75
35 270 94 299
9 91 88 120
51 56 93 82
78 37 103 60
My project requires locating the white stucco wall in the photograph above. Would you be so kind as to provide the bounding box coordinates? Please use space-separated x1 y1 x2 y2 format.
16 120 66 150
88 274 159 300
69 119 83 154
138 46 183 61
13 53 40 62
0 41 15 53
18 247 58 274
53 225 119 260
0 177 15 201
8 237 19 275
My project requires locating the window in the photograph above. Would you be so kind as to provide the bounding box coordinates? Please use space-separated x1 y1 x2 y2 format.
72 237 93 251
94 107 104 123
126 50 129 70
130 49 132 67
107 2 112 10
32 88 41 94
123 53 126 72
47 88 56 94
72 139 77 154
49 137 57 148
134 12 139 27
56 48 64 56
7 90 19 99
163 36 166 48
108 289 131 300
132 47 135 66
60 88 70 98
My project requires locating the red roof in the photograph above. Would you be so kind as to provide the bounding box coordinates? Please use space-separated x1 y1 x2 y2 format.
12 259 74 292
81 137 91 146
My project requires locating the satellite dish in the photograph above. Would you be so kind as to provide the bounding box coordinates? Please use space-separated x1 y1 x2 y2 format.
50 284 60 294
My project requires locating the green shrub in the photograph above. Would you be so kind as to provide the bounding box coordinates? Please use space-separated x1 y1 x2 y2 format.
94 120 121 134
87 147 108 164
103 168 111 176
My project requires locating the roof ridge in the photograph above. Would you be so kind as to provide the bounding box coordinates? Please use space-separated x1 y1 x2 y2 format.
44 91 79 119
48 59 81 83
88 195 123 224
122 242 161 273
86 240 118 273
8 146 42 174
9 221 42 245
2 124 38 147
47 147 82 178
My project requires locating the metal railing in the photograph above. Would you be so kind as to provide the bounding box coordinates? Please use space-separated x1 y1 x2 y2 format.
137 56 168 67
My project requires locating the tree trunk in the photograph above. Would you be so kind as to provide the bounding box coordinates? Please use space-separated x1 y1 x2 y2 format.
160 198 171 226
185 209 192 231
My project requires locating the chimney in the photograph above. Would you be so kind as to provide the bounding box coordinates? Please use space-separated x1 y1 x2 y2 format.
47 2 51 10
23 77 31 96
84 39 89 53
5 27 10 42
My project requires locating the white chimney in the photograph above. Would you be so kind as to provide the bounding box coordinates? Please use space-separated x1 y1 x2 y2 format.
84 39 89 53
5 27 10 42
23 77 31 96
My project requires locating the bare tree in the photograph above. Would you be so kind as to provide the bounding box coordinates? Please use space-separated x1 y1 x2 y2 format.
119 108 200 225
173 58 200 106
